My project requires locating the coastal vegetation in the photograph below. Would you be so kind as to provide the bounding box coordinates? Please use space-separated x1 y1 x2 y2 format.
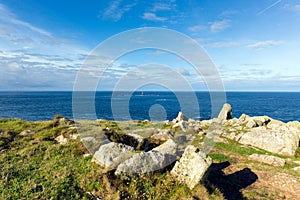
0 113 300 199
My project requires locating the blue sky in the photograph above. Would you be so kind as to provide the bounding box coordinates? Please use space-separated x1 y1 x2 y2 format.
0 0 300 91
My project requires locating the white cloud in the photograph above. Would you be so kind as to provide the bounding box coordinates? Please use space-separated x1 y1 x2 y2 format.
0 3 90 90
206 41 240 48
188 25 206 32
7 62 23 71
219 10 239 17
142 12 167 21
177 67 190 76
0 3 51 37
247 40 283 50
283 4 300 13
152 3 172 11
210 20 231 33
101 0 136 21
184 38 209 44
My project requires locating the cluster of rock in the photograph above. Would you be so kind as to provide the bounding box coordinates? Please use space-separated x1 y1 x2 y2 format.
213 104 300 156
19 106 298 190
90 103 300 189
90 112 211 189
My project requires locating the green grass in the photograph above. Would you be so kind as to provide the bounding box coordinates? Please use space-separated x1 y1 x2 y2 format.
213 140 268 156
209 153 233 163
1 118 299 200
0 119 220 199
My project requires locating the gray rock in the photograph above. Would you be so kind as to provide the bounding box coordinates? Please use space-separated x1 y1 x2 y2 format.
171 145 212 190
200 119 213 128
218 103 232 121
287 121 300 130
128 133 145 144
19 130 35 136
150 129 174 142
252 116 271 126
287 121 300 139
152 139 178 155
238 126 299 156
172 112 188 123
81 137 96 143
53 115 75 127
248 154 285 167
104 128 147 150
93 142 135 169
246 119 257 128
239 113 250 122
115 139 177 175
173 120 188 132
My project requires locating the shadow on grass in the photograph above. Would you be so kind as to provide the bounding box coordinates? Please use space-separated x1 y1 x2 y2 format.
204 161 258 200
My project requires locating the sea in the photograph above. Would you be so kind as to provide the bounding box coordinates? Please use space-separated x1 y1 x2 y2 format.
0 91 299 123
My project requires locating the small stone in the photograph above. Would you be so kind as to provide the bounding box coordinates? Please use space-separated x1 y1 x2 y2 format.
293 160 300 165
293 166 300 171
55 135 68 145
19 130 35 136
239 113 250 122
150 129 174 141
70 134 79 140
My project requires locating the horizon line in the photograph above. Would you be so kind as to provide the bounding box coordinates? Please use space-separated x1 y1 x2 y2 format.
1 90 300 93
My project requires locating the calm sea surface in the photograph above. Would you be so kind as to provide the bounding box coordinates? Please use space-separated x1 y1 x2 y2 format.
0 91 299 122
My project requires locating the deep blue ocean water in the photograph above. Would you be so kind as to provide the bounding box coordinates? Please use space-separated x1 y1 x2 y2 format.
0 91 299 122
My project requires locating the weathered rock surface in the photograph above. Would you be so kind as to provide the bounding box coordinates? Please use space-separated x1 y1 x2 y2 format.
152 139 178 155
172 112 188 123
69 134 79 140
219 107 300 156
92 142 135 169
173 120 188 132
104 128 148 150
238 126 299 156
53 115 75 127
218 103 232 121
115 139 177 175
19 130 35 136
150 129 174 142
248 154 285 167
286 121 300 138
55 135 68 145
171 145 212 190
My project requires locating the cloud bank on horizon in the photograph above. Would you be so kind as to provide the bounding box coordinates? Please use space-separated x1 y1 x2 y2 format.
0 0 299 91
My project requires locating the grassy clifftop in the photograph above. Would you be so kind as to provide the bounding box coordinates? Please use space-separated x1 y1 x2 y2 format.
0 118 300 200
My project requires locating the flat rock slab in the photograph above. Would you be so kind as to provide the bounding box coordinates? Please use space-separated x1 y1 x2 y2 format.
238 126 299 156
93 142 135 169
115 139 177 175
248 154 285 167
171 145 212 190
